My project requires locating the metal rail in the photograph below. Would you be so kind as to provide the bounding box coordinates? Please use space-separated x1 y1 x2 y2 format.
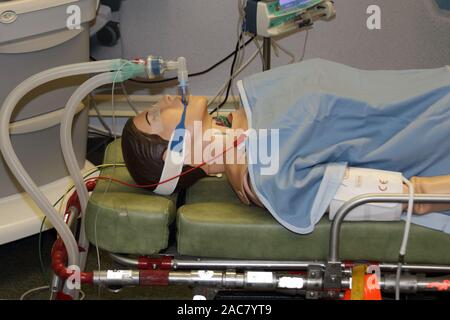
109 254 450 273
329 194 450 262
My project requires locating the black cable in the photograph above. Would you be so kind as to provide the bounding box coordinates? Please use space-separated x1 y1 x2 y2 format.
209 34 243 115
90 26 254 85
128 36 255 85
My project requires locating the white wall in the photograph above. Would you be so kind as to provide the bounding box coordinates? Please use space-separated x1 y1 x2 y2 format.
91 0 450 96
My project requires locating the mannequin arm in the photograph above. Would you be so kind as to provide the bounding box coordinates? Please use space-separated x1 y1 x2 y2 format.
404 175 450 214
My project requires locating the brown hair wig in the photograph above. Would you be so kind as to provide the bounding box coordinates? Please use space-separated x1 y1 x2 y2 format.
121 117 206 192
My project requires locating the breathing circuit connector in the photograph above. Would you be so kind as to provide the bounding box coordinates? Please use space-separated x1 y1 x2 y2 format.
111 59 147 82
141 55 189 82
140 55 190 105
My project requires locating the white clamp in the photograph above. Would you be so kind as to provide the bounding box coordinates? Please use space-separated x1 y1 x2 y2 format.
329 167 404 221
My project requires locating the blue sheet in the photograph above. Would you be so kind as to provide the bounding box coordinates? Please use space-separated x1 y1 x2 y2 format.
241 59 450 234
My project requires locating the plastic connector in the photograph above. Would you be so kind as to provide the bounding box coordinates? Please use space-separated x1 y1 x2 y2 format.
111 59 147 82
177 57 188 86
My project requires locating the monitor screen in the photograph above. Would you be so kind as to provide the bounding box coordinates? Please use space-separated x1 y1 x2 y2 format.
279 0 315 10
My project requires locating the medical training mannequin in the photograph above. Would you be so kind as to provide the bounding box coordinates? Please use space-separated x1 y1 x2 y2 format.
121 95 450 216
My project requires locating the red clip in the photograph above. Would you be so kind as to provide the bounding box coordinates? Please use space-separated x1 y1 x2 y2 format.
138 256 173 270
56 292 73 300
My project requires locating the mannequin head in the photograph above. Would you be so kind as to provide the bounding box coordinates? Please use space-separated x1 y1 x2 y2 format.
121 95 223 192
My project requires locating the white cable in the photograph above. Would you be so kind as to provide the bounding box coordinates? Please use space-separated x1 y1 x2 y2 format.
19 285 86 301
61 72 114 274
238 1 248 69
212 85 231 117
208 49 260 108
60 65 130 296
297 29 310 62
92 61 132 283
61 63 131 219
220 0 246 113
253 38 265 66
110 61 134 135
90 93 113 136
209 49 257 108
400 177 415 256
272 40 296 64
271 38 280 58
20 286 50 300
229 85 240 109
395 177 415 300
210 0 248 114
88 124 114 137
208 1 253 110
120 82 140 115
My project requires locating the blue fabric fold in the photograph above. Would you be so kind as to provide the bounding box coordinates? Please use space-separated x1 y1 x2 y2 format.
241 59 450 234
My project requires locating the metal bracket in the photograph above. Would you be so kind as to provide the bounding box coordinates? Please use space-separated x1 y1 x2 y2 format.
323 262 343 299
305 265 323 300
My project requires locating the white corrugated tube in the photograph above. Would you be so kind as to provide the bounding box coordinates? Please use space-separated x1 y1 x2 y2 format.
0 60 119 269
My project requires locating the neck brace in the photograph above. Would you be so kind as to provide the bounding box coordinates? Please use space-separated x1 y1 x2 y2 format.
153 129 187 195
153 98 188 195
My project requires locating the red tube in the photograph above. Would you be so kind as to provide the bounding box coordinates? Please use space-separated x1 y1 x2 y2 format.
139 270 170 286
65 180 97 216
50 180 98 294
138 256 173 270
55 287 89 300
85 180 97 192
66 191 81 215
56 292 74 300
51 239 93 284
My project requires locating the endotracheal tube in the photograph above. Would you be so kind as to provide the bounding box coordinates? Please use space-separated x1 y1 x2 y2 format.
177 57 190 107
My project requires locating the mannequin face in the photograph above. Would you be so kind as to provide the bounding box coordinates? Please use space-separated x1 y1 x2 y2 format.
134 95 210 140
133 95 224 174
147 96 212 140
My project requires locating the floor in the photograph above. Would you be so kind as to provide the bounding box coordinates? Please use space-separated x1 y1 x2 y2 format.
0 229 193 300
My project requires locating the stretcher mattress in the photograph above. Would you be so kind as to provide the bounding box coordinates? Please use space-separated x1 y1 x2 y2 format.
179 176 450 264
85 140 177 255
86 140 450 264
